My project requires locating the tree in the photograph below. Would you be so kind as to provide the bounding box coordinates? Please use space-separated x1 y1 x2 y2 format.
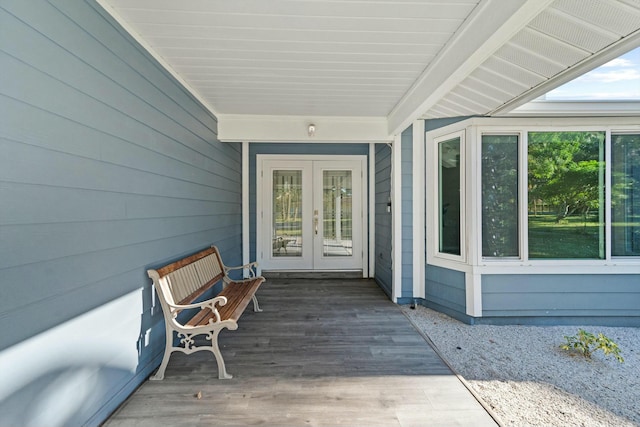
528 132 604 223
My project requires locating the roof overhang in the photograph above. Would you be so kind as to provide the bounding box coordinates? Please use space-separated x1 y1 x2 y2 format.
98 0 640 139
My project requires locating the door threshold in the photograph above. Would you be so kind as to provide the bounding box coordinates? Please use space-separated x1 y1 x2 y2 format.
262 270 363 279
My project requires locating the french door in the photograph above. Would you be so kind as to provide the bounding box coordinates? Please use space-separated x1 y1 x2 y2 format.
258 156 365 271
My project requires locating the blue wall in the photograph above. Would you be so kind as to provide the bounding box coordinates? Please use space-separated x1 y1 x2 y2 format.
374 144 392 295
0 1 242 425
423 266 467 321
481 274 640 325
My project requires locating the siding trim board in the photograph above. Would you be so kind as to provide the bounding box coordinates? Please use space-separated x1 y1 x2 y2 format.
412 120 426 300
401 126 413 299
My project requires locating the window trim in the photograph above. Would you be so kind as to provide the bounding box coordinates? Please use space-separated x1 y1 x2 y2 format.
524 129 608 261
610 131 640 258
478 132 523 261
429 130 466 265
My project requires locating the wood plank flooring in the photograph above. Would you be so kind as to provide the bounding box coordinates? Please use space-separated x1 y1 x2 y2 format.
104 279 497 427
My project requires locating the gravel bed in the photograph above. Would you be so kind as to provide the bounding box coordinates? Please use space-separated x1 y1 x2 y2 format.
401 305 640 427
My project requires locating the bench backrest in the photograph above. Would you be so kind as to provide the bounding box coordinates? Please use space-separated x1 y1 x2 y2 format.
148 246 226 312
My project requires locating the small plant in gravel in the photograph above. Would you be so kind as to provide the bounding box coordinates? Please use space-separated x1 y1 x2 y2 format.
560 329 624 363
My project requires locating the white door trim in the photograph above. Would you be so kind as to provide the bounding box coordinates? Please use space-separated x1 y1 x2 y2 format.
368 143 376 278
242 141 250 277
257 154 368 275
391 134 402 303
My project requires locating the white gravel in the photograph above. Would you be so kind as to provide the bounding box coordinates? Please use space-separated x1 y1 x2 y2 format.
401 305 640 427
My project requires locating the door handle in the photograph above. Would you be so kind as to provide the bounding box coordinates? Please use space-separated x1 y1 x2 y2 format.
314 210 318 235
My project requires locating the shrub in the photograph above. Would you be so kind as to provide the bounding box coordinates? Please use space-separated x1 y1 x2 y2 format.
560 329 624 363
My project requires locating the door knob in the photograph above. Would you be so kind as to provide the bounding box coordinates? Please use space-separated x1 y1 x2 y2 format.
314 210 318 235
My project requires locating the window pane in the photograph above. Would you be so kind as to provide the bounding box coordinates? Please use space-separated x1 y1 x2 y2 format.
612 134 640 256
272 170 302 257
527 132 605 259
322 170 353 257
482 135 519 257
439 137 461 255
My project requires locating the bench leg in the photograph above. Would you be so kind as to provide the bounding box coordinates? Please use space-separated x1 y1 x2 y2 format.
252 295 263 312
151 331 174 380
210 329 232 380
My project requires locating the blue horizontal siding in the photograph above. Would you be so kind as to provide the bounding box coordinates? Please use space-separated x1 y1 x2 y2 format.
0 1 241 425
424 265 466 315
482 274 640 317
375 144 392 296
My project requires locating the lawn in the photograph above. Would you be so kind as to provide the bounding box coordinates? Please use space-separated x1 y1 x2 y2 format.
528 213 604 259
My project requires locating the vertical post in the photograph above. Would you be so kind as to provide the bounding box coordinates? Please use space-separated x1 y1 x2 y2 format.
465 272 482 317
369 143 376 278
391 134 403 303
242 141 250 277
412 120 426 300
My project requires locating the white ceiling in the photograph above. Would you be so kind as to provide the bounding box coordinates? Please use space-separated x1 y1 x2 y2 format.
98 0 640 136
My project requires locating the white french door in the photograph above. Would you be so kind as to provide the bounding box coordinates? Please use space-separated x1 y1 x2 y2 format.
258 156 365 271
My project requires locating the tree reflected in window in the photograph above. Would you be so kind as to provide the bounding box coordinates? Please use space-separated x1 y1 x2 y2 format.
528 132 605 259
612 134 640 257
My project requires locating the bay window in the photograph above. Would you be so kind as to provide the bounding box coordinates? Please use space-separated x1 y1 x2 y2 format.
429 118 640 266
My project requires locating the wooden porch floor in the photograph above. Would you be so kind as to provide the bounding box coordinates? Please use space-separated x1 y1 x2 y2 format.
104 279 498 427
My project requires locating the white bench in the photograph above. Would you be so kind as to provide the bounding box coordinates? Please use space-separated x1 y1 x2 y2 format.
147 245 265 380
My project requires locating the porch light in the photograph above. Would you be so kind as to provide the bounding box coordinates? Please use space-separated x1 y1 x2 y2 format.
308 123 316 137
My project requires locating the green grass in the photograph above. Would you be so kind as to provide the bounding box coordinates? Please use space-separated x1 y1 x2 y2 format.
528 213 603 259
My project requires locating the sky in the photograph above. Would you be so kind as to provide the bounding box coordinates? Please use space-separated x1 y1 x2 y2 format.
545 46 640 100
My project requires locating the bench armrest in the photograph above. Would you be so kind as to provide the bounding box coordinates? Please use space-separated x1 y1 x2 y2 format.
224 262 259 279
167 296 228 322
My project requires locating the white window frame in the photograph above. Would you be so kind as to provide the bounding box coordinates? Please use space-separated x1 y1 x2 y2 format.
426 117 640 276
428 130 466 267
477 131 523 262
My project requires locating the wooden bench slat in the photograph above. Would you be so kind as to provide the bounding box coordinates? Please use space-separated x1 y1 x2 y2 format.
156 247 217 277
187 307 214 326
176 273 225 306
218 279 264 322
183 279 264 329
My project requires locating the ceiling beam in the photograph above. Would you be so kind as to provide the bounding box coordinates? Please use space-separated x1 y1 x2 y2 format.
387 0 554 135
218 114 392 143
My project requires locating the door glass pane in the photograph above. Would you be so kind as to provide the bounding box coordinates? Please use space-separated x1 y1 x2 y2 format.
272 170 302 257
322 170 353 257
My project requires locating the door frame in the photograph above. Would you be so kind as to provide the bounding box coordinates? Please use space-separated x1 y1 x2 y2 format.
256 154 369 276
